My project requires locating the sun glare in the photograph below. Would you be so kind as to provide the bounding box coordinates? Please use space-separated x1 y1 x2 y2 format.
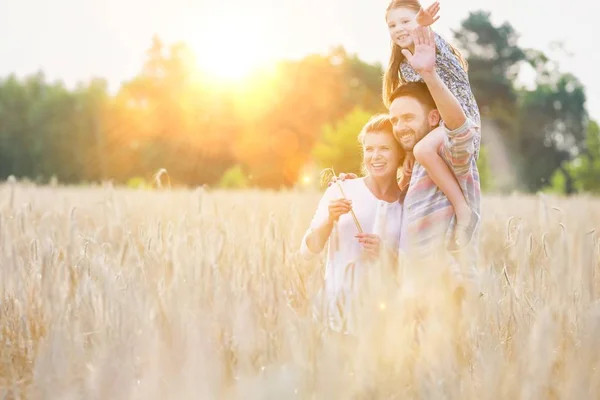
187 13 276 82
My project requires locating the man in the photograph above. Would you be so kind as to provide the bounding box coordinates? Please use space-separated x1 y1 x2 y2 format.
390 26 481 288
336 26 481 289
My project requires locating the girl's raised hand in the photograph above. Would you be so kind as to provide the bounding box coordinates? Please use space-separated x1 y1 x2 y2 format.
416 1 440 27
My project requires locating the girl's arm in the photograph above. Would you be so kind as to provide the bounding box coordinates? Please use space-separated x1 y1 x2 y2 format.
431 32 481 125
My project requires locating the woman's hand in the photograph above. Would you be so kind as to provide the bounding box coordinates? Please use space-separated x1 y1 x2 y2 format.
328 199 352 224
356 233 381 258
398 153 414 190
403 153 415 176
415 1 440 27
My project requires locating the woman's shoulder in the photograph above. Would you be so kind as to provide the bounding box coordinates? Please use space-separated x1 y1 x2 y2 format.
331 177 370 197
319 177 362 195
339 176 367 189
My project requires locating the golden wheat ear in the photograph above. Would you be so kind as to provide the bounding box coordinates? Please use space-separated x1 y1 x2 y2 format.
319 167 336 189
335 180 363 234
320 167 363 234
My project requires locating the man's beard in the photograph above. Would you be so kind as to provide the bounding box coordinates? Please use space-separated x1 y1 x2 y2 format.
398 121 431 151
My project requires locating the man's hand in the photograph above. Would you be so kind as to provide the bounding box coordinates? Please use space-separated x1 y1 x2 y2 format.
415 1 440 26
356 233 381 258
327 172 358 187
401 26 437 76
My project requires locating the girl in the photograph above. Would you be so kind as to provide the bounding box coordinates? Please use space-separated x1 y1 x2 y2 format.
384 0 481 246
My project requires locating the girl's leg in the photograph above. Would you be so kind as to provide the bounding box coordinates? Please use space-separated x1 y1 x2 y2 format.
413 126 480 246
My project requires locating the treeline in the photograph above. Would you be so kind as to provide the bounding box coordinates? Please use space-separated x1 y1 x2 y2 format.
0 10 597 194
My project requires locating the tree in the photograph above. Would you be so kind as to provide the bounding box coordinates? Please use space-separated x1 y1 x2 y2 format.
110 36 238 185
453 11 526 126
452 11 529 192
453 10 588 194
0 72 110 183
572 120 600 193
517 73 588 193
232 49 383 188
0 23 591 192
550 120 600 194
312 107 372 176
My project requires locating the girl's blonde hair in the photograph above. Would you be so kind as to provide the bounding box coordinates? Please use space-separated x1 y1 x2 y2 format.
382 0 469 107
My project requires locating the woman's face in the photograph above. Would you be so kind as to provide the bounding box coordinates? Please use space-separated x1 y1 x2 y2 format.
362 131 402 179
386 7 419 49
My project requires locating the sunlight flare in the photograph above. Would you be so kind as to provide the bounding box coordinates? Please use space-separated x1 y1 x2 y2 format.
186 11 277 82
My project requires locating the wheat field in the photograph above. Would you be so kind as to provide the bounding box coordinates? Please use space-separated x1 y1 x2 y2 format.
1 179 600 399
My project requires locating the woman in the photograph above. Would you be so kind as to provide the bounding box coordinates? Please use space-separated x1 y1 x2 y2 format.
300 113 406 333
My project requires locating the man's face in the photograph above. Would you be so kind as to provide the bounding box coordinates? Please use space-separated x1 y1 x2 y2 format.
389 96 434 151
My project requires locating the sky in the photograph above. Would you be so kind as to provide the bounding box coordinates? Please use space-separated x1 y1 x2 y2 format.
0 0 597 119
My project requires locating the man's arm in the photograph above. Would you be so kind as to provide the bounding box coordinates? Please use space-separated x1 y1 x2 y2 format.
420 71 467 131
420 62 477 177
401 27 476 175
406 27 466 130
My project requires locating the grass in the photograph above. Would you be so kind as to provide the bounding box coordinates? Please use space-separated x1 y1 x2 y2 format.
1 181 600 399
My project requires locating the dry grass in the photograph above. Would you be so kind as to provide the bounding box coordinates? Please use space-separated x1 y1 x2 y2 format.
1 181 600 399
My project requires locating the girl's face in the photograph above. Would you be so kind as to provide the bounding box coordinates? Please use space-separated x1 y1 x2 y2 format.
386 7 419 50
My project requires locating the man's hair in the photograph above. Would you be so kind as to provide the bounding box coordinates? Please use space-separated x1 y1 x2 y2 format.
388 82 437 112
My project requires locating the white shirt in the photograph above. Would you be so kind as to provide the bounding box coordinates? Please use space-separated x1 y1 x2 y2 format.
300 177 404 333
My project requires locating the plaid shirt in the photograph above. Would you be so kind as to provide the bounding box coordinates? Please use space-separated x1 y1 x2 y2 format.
400 118 481 279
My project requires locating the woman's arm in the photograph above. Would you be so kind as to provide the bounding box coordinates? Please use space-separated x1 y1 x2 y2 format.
300 188 352 259
305 199 351 252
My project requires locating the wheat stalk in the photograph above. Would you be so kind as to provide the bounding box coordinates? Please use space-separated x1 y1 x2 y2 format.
0 182 599 398
320 168 363 233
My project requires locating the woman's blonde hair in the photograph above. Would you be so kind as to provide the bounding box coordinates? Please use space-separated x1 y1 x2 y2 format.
382 0 468 107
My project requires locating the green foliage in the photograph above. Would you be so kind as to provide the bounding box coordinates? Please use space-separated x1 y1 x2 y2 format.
312 107 372 176
571 121 600 193
476 145 493 192
219 165 250 189
0 72 108 183
454 11 589 194
126 176 150 189
544 168 568 194
550 120 600 194
0 37 386 188
0 12 595 193
453 10 526 121
516 74 587 193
